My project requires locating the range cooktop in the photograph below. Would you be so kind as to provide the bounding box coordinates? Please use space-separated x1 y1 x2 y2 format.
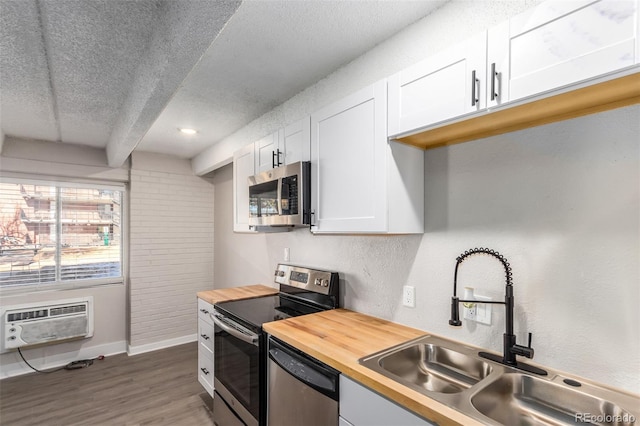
214 264 340 333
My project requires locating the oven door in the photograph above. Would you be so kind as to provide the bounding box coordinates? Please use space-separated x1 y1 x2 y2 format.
212 310 262 426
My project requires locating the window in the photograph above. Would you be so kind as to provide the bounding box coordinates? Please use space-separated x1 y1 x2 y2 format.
0 178 123 289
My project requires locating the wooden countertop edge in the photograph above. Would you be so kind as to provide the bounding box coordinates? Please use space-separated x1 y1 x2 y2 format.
264 311 484 426
197 284 278 305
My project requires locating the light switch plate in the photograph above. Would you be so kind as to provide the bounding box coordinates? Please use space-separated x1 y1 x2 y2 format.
475 294 492 325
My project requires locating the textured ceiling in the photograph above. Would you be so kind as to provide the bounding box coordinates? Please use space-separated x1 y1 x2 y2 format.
1 0 160 146
0 0 445 164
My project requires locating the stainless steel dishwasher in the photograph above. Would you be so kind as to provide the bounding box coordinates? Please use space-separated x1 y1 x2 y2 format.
267 336 339 426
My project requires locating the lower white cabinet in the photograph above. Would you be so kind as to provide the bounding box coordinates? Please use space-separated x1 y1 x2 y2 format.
339 416 355 426
339 376 435 426
197 298 214 397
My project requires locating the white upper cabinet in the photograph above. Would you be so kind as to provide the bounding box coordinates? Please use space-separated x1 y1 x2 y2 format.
389 0 639 140
504 0 638 102
255 131 280 173
255 117 311 173
281 117 311 166
311 79 423 234
233 143 256 233
388 33 487 137
233 117 311 232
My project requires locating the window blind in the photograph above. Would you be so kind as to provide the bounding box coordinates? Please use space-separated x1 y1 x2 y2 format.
0 179 123 289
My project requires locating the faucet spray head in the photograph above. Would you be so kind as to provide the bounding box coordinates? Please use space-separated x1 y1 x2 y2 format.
449 297 462 326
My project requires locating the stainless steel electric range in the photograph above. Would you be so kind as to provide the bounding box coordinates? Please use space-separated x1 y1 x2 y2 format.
211 264 339 426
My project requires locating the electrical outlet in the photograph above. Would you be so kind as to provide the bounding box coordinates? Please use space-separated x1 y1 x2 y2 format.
463 302 476 321
465 294 492 324
402 285 415 308
284 247 290 262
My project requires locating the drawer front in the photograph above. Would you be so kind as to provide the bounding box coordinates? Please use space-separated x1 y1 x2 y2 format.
198 299 214 324
198 319 215 353
198 347 214 396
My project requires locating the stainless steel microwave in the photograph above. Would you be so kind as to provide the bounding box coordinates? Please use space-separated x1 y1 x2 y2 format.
248 161 311 229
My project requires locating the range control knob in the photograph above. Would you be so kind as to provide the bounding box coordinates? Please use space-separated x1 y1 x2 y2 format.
277 271 285 277
322 279 329 287
314 278 321 286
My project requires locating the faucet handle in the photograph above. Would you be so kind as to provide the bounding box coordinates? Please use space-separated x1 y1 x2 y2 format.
511 332 535 359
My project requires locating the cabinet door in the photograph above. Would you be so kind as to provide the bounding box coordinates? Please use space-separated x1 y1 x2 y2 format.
506 0 637 102
232 143 256 233
388 33 486 137
255 131 280 173
311 80 388 233
339 376 435 425
280 117 311 165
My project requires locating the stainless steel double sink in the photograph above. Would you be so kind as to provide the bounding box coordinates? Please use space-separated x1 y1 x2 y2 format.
359 335 640 426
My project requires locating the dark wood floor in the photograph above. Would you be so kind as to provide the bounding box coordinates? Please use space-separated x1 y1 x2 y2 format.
0 342 214 426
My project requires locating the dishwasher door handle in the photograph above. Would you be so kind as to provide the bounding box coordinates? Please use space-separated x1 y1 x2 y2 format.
269 346 339 400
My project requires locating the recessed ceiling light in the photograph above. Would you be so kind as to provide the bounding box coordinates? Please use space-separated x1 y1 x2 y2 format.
179 128 197 135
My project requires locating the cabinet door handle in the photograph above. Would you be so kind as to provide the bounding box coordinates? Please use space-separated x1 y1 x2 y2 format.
200 334 210 340
490 62 499 101
199 308 209 314
471 70 479 107
200 367 210 375
276 149 283 166
272 150 277 168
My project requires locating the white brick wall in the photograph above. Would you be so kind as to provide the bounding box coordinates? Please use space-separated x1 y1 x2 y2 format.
129 152 214 349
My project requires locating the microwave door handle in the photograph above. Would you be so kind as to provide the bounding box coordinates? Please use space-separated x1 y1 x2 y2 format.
277 178 283 215
211 313 259 346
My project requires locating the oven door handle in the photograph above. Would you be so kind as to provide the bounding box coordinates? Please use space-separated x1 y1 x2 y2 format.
211 313 259 346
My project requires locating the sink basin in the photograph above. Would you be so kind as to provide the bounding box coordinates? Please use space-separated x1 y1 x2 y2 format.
359 335 639 425
361 340 492 394
471 373 637 426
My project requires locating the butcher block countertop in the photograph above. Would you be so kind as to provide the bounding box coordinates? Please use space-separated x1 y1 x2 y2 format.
263 309 484 426
197 284 278 305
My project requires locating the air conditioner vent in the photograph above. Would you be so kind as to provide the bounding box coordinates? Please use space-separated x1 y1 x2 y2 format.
50 305 86 316
7 310 48 322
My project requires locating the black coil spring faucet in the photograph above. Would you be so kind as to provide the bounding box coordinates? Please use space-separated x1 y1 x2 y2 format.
449 248 547 376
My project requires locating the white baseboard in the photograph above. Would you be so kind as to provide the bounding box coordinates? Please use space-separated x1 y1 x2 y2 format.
127 334 197 356
0 340 127 380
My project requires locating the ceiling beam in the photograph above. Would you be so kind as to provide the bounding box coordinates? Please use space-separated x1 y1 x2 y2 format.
106 0 241 168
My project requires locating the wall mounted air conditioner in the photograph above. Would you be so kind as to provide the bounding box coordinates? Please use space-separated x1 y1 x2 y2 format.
2 297 94 352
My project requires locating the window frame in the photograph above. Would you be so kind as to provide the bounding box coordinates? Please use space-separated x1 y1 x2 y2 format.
0 175 126 294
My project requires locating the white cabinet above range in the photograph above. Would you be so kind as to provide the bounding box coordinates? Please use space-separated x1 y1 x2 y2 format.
254 118 311 173
233 117 311 233
310 79 424 234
